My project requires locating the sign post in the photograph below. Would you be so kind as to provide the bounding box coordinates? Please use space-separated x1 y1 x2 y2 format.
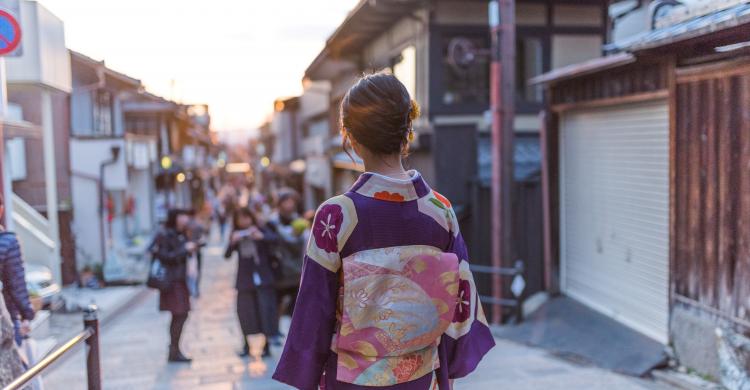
0 0 21 229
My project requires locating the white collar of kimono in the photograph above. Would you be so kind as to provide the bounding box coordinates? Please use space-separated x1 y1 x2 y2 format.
352 170 429 202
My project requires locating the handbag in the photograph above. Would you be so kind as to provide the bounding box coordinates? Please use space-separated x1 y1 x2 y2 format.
186 255 199 297
146 257 170 291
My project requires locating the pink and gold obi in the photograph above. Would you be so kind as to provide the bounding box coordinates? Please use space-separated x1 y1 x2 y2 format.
332 245 459 386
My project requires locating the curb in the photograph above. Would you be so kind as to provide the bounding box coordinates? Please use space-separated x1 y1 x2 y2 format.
651 369 725 390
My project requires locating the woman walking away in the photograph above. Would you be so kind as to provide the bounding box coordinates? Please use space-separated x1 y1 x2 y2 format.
273 73 494 389
225 208 279 358
151 209 197 363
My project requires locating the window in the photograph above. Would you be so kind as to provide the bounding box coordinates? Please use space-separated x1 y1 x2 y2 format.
516 35 546 106
93 90 114 136
440 33 490 107
393 45 417 98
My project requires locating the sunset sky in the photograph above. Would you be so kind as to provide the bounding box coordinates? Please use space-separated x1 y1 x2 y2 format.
38 0 359 134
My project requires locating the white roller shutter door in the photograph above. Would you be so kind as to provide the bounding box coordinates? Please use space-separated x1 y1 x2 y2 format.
560 100 669 344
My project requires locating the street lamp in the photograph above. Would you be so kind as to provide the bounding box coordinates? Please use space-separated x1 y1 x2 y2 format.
161 156 172 170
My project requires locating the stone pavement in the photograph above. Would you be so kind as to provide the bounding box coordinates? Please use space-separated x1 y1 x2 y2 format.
43 241 675 390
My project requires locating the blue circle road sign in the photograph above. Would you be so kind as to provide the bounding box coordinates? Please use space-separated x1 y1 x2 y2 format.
0 10 20 55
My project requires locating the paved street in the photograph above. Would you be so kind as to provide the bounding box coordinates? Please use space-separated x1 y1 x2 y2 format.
43 241 673 390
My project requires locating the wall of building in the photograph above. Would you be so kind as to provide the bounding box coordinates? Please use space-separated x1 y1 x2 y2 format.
7 85 71 210
69 138 127 267
671 65 750 378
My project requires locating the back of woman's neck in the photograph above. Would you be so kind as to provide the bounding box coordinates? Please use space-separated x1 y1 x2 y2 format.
364 159 408 180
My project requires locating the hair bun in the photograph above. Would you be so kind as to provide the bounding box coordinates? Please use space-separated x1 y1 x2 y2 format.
409 99 421 121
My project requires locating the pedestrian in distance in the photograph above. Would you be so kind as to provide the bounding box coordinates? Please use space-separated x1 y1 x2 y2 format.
224 207 279 358
186 214 207 297
273 73 494 389
150 208 198 363
0 194 34 346
267 190 306 317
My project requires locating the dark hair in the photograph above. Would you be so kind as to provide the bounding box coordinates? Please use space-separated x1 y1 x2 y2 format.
276 189 299 207
340 72 420 156
232 207 258 231
165 208 193 230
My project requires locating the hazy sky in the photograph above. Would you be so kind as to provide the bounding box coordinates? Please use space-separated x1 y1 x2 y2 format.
38 0 359 132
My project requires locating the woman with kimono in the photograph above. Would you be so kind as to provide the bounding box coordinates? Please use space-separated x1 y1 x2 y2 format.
273 73 494 389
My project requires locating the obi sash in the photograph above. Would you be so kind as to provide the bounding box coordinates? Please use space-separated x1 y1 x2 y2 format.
333 245 459 386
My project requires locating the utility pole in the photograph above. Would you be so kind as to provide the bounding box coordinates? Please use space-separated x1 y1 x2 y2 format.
489 0 515 324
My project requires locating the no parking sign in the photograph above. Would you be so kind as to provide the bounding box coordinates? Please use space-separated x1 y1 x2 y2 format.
0 0 21 57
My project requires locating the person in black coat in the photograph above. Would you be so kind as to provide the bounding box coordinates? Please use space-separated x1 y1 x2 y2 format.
224 207 278 358
150 209 197 363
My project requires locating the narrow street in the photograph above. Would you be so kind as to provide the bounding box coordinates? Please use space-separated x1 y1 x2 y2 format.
42 237 674 390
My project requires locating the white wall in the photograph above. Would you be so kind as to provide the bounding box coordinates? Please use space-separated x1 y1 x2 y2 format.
70 176 102 267
128 168 154 234
552 35 603 69
6 1 71 92
300 81 330 121
70 139 128 189
271 111 296 164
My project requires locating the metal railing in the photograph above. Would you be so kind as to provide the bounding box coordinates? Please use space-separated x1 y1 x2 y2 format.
3 305 101 390
471 260 526 324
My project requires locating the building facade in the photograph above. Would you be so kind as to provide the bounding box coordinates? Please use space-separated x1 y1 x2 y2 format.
537 0 750 383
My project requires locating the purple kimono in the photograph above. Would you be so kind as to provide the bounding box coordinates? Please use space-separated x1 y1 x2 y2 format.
273 171 495 389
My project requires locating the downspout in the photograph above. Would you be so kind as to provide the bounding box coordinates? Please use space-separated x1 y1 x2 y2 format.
98 146 120 265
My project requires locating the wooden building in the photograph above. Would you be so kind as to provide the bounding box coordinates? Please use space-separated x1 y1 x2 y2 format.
535 1 750 379
303 0 609 320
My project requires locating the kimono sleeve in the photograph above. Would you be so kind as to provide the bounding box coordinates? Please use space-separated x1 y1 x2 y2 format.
439 211 495 380
273 196 358 389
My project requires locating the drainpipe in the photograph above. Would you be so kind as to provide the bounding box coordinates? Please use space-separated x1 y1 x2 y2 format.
98 146 120 265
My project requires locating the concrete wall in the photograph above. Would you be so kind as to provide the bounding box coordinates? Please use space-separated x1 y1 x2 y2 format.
70 176 101 267
70 138 128 190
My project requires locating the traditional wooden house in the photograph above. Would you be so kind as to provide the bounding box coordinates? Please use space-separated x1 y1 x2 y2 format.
535 0 750 380
303 0 609 320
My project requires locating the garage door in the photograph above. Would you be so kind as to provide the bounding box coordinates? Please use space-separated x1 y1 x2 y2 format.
560 100 669 343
